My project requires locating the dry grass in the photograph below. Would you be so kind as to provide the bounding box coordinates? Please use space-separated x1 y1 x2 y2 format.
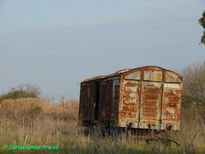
0 98 205 153
173 107 205 152
1 98 79 114
0 98 79 150
1 98 50 113
0 98 79 122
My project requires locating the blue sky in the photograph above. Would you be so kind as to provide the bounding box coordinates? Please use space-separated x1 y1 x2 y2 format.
0 0 204 99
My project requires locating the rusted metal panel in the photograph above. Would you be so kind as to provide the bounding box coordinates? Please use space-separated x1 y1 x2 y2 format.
79 82 96 121
98 76 120 121
118 80 141 127
118 66 182 130
124 71 141 80
139 82 162 127
161 83 182 130
144 70 162 82
165 71 182 83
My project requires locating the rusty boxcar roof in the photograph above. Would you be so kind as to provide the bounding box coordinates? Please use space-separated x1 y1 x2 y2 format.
81 66 183 83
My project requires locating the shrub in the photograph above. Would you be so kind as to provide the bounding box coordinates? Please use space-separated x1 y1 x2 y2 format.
0 84 41 103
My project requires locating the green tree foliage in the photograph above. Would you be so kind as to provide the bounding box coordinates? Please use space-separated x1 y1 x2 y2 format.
199 11 205 44
0 84 41 103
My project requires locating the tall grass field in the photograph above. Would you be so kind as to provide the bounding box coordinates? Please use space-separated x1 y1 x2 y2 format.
0 98 205 153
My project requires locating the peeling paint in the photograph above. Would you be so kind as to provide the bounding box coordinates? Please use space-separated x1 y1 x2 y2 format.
79 66 183 131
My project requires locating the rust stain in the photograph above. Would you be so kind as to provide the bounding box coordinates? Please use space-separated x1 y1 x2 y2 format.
162 84 182 124
79 66 183 131
139 82 162 125
119 80 141 122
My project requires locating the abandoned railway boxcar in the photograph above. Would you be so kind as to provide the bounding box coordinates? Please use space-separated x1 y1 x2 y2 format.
79 66 183 131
